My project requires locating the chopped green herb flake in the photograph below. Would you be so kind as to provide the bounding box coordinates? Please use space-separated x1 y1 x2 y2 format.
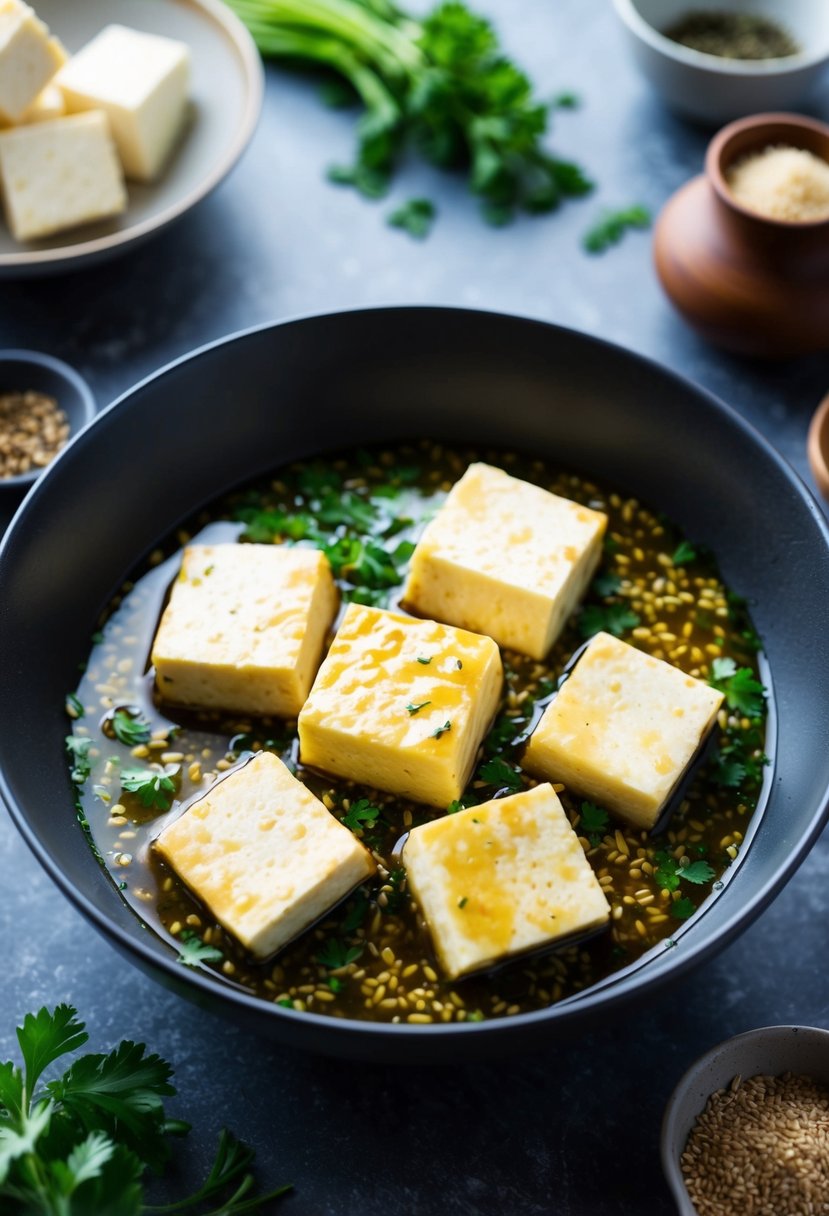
671 897 696 921
477 756 522 793
120 767 177 811
65 692 84 719
406 700 432 715
458 896 468 909
592 570 622 597
177 931 223 968
416 655 432 665
583 205 651 254
671 540 697 566
431 720 452 739
111 708 152 748
709 658 765 717
316 940 363 970
580 800 609 845
446 800 464 815
340 799 381 833
578 602 640 639
388 197 436 239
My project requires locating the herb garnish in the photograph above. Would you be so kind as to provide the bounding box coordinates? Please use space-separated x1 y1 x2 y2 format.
315 940 363 970
406 700 432 715
176 931 224 968
477 756 522 794
578 602 641 639
709 658 765 717
582 205 651 253
671 540 697 566
416 656 432 665
111 708 152 748
431 720 452 739
591 570 622 598
120 767 177 811
340 798 382 833
457 896 468 909
671 897 696 921
0 1004 290 1213
66 736 93 786
654 852 716 892
579 801 609 846
65 692 84 719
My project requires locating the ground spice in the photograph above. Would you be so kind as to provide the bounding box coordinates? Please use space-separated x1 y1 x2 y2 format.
0 389 69 479
681 1071 829 1216
727 145 829 223
664 11 800 60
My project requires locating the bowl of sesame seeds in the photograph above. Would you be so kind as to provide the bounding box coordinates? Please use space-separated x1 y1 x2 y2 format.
0 350 96 494
662 1024 829 1215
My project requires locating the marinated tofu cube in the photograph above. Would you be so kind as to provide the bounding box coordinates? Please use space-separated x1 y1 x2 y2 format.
402 462 607 660
298 604 503 808
523 632 725 829
57 24 189 181
0 111 126 241
403 783 610 980
155 752 375 960
152 544 338 719
0 0 66 123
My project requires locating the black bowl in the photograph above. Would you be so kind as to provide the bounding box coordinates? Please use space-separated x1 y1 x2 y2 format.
0 349 96 499
1 307 828 1063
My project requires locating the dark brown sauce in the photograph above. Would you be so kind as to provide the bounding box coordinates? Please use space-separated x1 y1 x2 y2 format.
67 443 774 1025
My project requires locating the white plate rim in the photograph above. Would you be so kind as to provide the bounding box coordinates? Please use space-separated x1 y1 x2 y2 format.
0 0 264 275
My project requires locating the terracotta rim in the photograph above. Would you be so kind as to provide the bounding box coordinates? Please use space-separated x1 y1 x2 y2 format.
707 112 829 229
0 0 264 272
808 393 829 502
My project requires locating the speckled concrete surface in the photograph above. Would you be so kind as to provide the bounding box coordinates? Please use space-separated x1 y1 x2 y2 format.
1 2 828 1212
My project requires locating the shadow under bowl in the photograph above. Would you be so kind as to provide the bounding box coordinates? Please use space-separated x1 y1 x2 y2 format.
662 1025 829 1214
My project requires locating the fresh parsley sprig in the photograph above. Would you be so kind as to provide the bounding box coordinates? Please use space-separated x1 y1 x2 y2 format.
66 736 93 786
0 1004 290 1214
578 602 640 639
110 708 153 748
582 205 650 253
225 0 592 227
120 768 178 812
709 658 765 718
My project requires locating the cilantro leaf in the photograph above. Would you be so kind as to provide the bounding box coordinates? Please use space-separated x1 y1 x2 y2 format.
672 897 696 921
111 709 152 748
446 800 464 814
671 540 696 565
340 799 381 833
654 852 680 892
582 205 651 253
388 197 436 238
315 940 363 970
66 735 93 785
339 894 368 935
709 751 747 788
176 932 224 969
591 570 622 597
579 801 609 845
65 692 85 720
709 658 765 717
578 602 640 639
406 700 431 715
477 756 522 793
680 860 716 886
120 767 177 811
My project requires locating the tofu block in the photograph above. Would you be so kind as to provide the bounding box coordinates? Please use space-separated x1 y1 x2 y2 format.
57 24 189 181
402 463 607 660
403 783 610 979
155 752 375 960
0 83 65 128
0 111 126 241
152 543 338 719
523 632 725 829
298 603 503 808
0 1 66 123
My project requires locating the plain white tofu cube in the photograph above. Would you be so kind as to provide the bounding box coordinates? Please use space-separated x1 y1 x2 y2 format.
57 23 189 181
154 752 375 960
152 543 338 719
523 631 725 829
298 603 503 808
403 783 610 980
0 111 126 241
0 83 65 128
402 463 607 660
0 0 66 123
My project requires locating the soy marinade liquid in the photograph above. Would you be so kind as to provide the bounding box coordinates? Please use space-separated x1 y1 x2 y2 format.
66 442 772 1025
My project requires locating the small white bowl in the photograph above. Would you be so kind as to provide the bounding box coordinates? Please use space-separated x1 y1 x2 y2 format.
613 0 829 125
662 1025 829 1214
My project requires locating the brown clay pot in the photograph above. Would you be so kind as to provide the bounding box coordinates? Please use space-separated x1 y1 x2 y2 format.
654 113 829 357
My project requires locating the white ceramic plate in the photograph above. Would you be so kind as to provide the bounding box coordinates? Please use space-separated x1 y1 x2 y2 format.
0 0 263 277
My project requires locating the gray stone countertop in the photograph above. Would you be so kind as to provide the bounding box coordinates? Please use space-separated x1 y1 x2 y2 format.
1 2 828 1213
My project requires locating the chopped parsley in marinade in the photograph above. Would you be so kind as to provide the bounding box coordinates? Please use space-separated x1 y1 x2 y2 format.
65 442 771 1025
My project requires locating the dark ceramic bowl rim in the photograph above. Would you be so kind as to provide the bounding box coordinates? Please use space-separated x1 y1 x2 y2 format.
706 112 829 230
613 0 829 75
660 1024 829 1214
0 349 97 491
2 306 829 1052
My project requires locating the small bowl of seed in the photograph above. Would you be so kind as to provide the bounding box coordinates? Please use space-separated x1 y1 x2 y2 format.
0 350 96 496
662 1025 829 1215
613 0 829 125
